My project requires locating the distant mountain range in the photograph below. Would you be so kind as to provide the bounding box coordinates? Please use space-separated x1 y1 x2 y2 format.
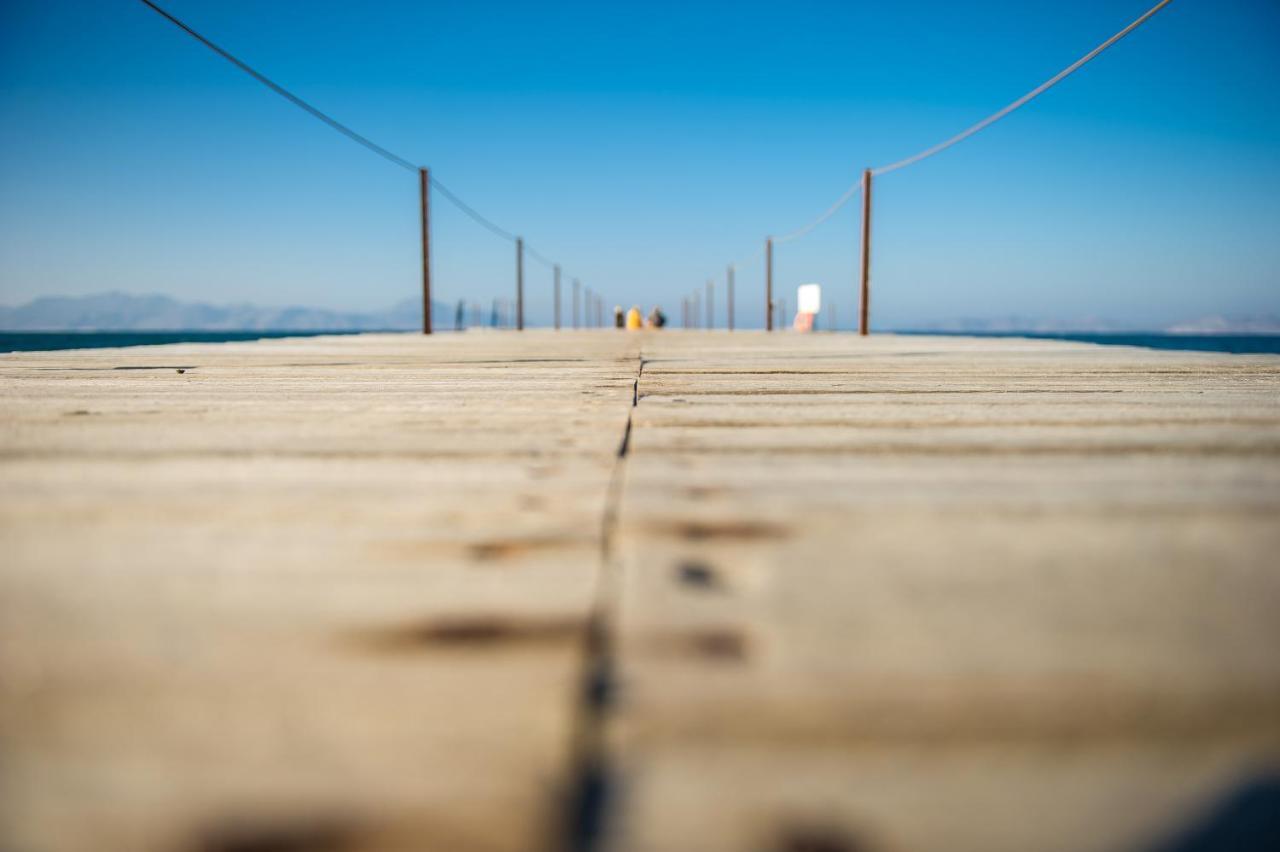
1163 315 1280 334
1 293 1277 334
0 292 440 331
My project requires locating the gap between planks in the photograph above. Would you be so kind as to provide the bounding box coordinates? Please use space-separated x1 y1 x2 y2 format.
554 351 645 852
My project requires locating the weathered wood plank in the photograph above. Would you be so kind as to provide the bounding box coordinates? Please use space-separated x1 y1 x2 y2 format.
0 332 639 852
609 332 1280 852
4 330 1278 852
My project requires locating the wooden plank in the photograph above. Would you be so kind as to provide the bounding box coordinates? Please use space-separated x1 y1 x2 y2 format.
0 332 639 852
608 332 1280 852
4 330 1279 852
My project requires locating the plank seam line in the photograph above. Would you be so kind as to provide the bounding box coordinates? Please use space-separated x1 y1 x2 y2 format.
554 351 644 852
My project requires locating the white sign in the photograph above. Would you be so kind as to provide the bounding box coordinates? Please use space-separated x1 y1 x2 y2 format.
797 283 822 314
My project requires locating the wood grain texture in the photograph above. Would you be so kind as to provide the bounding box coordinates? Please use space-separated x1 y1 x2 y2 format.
1 332 639 852
610 332 1280 852
2 330 1278 852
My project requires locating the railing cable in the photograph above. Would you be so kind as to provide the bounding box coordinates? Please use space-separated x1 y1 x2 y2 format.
137 0 418 174
774 180 863 245
137 0 579 272
872 0 1174 176
428 177 519 243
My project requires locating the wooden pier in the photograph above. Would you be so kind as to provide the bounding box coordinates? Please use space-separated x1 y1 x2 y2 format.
2 330 1278 852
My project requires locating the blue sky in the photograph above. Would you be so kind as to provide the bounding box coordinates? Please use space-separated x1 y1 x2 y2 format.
1 0 1278 329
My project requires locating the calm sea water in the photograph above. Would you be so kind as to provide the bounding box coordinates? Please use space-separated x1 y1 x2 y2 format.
0 330 372 353
2 330 1278 355
898 331 1280 354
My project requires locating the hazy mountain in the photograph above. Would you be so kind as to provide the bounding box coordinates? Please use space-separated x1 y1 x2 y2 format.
904 315 1135 334
1164 315 1280 334
5 294 1277 335
0 292 442 331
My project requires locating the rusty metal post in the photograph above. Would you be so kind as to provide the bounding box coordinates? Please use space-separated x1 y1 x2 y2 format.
554 264 561 330
859 168 872 336
419 167 432 334
515 237 524 331
765 237 773 331
727 264 735 331
706 280 714 330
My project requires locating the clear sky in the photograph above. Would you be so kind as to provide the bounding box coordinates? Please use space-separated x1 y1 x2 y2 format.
1 0 1278 329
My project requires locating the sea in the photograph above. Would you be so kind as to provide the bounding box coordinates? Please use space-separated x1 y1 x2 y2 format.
1 329 1279 355
0 330 372 353
895 331 1280 355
